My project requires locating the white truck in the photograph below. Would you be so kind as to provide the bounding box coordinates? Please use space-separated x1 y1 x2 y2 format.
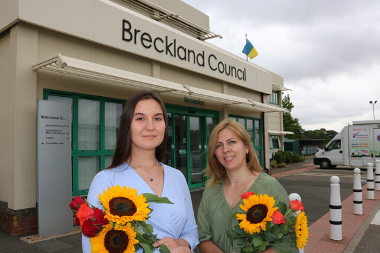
314 120 380 169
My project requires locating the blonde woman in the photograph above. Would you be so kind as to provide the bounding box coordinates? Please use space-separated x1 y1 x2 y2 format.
197 119 297 253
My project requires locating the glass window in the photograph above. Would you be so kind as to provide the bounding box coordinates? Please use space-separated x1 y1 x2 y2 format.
78 99 100 150
78 156 100 191
268 91 279 105
326 139 341 151
255 120 261 147
46 91 124 196
105 102 122 150
270 135 281 149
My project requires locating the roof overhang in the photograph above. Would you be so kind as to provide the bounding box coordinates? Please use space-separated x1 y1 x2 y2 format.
272 83 292 92
33 54 286 113
268 130 294 135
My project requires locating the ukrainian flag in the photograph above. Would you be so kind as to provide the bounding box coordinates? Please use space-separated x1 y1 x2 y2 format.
242 39 258 59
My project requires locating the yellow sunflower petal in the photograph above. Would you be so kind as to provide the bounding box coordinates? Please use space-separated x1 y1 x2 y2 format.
90 223 139 253
295 211 309 249
237 194 278 234
98 185 151 224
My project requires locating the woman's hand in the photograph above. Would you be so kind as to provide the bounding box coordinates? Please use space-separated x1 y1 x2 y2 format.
152 237 190 250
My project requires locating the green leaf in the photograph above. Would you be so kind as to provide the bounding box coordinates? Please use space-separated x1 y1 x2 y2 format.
143 193 173 204
234 225 244 235
134 243 141 252
275 232 284 239
262 232 279 243
134 226 144 235
237 237 246 245
279 223 290 234
243 246 254 252
253 237 262 247
259 241 267 252
159 244 170 253
277 202 287 215
140 242 154 253
227 229 240 240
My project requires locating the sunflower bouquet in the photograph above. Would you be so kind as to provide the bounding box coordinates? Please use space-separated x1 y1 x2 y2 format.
226 192 309 253
69 185 173 253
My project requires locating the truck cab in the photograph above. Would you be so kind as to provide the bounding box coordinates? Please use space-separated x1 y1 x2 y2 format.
314 128 345 169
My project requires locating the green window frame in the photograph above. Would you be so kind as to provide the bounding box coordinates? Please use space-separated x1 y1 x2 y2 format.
228 115 263 167
268 91 279 105
44 89 125 196
270 135 281 149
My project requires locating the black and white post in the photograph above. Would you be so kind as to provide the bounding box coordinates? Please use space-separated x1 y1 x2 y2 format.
353 168 363 215
330 176 343 240
375 160 380 191
367 163 375 199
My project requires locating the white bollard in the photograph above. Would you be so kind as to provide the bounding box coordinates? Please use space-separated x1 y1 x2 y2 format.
353 168 363 215
288 193 304 253
367 163 375 199
330 176 343 240
375 160 380 190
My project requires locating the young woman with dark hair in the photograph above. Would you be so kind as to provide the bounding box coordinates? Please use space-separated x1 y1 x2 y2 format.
82 90 199 253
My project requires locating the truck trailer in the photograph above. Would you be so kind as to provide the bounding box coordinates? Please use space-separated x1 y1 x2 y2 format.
314 120 380 169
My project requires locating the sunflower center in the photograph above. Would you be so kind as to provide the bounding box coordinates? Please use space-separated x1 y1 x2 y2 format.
104 229 129 253
109 197 137 216
246 204 268 224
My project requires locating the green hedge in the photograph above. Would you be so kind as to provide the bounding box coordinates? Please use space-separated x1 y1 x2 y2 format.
273 150 302 164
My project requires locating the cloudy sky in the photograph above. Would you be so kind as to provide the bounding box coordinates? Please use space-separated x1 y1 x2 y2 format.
182 0 380 132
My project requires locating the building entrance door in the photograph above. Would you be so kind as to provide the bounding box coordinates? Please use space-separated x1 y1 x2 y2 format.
174 115 203 188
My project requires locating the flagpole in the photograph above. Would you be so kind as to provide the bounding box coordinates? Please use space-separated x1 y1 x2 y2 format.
245 34 248 61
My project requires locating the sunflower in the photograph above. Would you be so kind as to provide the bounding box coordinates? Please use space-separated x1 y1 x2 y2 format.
295 211 309 249
90 223 138 253
236 194 278 234
99 186 150 224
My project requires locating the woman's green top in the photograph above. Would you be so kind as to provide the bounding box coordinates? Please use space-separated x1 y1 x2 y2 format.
197 173 298 253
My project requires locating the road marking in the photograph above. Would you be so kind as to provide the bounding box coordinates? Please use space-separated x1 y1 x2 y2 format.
370 209 380 225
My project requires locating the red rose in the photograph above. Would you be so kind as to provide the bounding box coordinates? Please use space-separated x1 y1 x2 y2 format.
69 196 86 211
240 192 255 199
74 216 81 226
76 203 95 226
94 208 108 225
289 199 304 212
271 211 286 225
82 219 103 237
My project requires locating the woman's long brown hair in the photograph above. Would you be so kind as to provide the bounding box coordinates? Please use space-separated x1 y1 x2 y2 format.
107 90 168 169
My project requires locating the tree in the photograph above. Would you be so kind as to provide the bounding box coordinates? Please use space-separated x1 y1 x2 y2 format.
282 94 303 139
301 128 338 145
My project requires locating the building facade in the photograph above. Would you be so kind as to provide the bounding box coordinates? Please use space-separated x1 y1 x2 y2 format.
0 0 290 235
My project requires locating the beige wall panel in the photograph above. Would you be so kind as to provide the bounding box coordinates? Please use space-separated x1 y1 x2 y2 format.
89 43 152 76
8 23 38 210
0 29 10 202
256 68 272 95
227 84 261 102
270 71 283 86
160 92 222 112
38 28 152 77
158 0 209 30
227 107 262 119
2 0 274 93
160 63 223 93
0 0 18 33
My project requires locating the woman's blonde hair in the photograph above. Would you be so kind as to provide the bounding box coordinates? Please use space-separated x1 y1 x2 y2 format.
205 119 263 186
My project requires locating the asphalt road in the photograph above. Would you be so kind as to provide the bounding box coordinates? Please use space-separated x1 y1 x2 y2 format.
276 166 367 225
